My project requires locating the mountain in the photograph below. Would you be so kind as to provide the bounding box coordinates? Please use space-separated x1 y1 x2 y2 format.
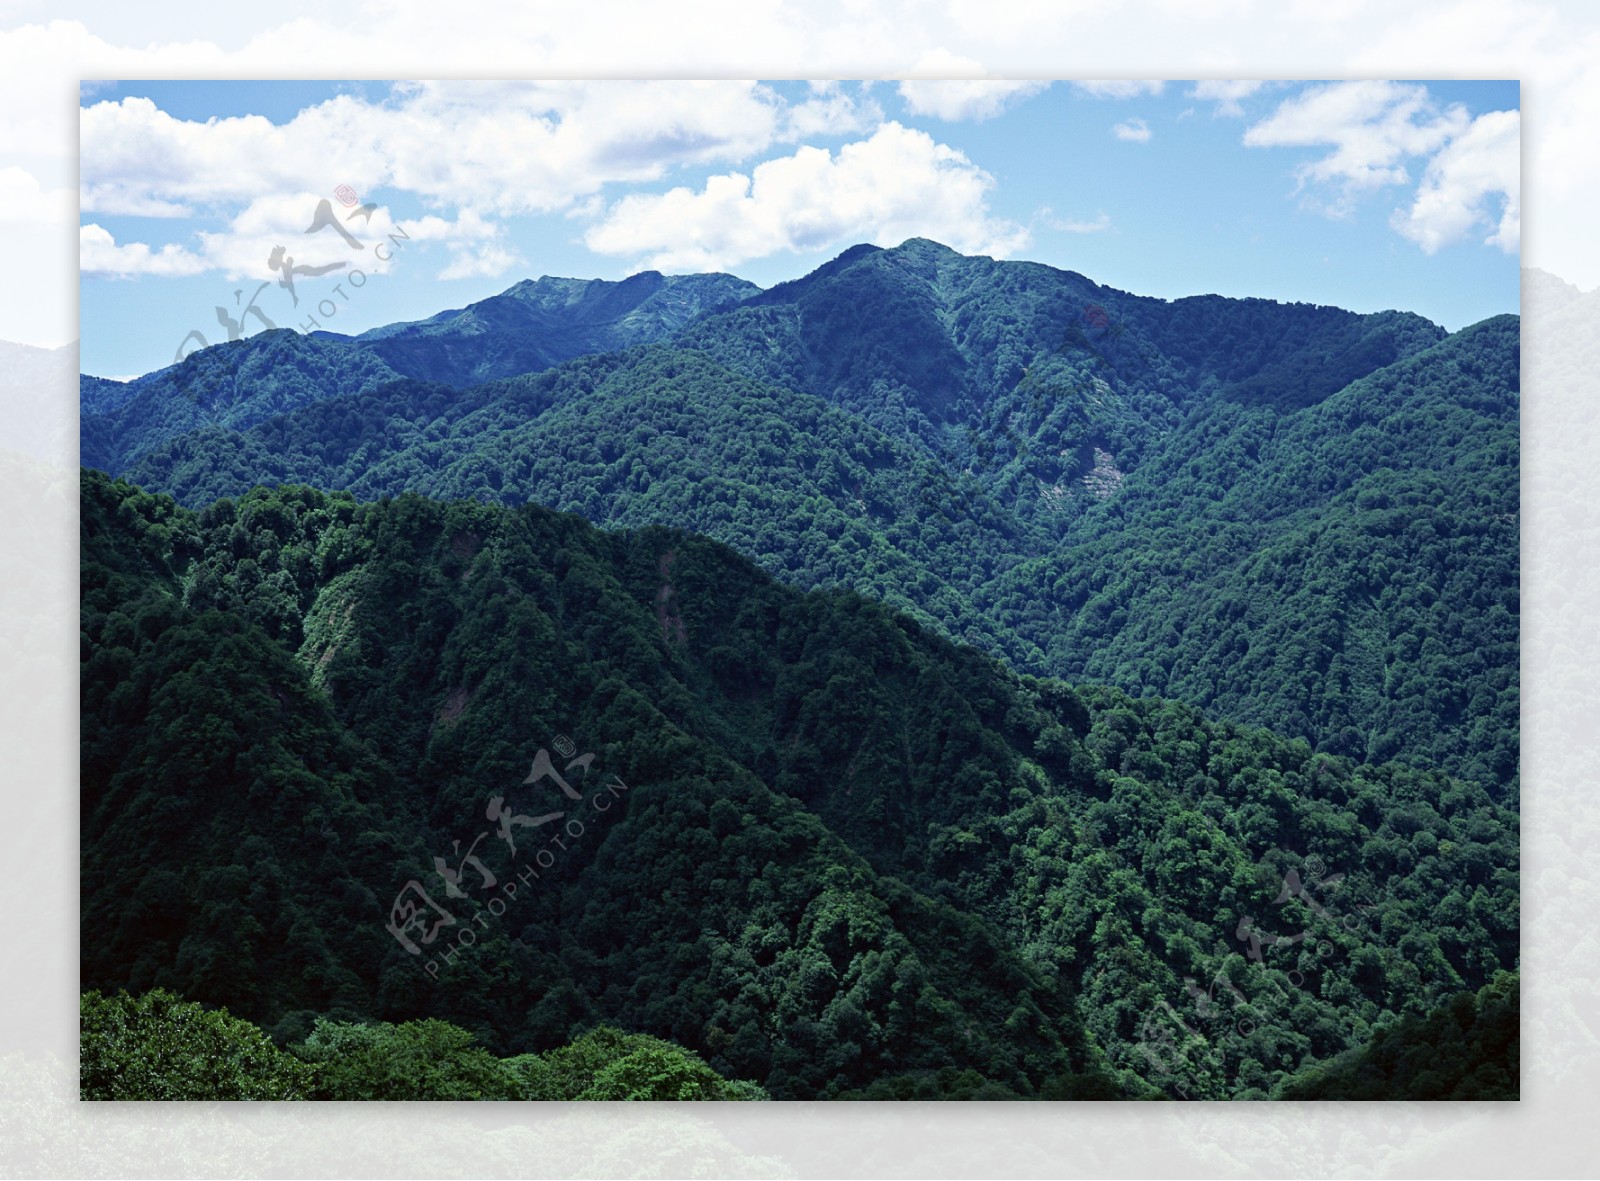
1273 970 1518 1099
81 470 1519 1100
102 241 1518 794
346 269 758 387
81 271 758 476
682 237 1446 461
80 330 406 476
978 315 1520 790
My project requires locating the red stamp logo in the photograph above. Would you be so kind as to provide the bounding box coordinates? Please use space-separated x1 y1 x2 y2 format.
335 183 359 207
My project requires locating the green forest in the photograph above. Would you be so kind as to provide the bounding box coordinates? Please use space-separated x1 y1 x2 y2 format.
80 240 1518 1101
99 241 1518 796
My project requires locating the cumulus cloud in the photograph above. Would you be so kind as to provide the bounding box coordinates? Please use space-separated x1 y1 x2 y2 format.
1244 80 1469 199
583 121 1029 272
402 208 524 279
1393 109 1519 253
191 192 384 280
74 79 899 282
80 189 462 290
80 82 796 223
438 244 525 281
897 51 1048 121
782 82 883 138
79 223 208 278
1188 79 1266 117
1245 80 1520 256
1112 117 1152 142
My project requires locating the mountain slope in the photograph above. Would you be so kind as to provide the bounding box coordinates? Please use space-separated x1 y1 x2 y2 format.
348 270 757 387
113 243 1517 791
979 314 1520 789
81 471 1519 1099
679 237 1446 478
80 330 407 475
81 271 759 477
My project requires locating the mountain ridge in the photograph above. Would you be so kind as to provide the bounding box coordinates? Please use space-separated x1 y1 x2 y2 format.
93 240 1516 793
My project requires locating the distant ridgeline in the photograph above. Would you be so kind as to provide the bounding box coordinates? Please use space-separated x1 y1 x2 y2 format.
83 240 1517 798
81 470 1518 1099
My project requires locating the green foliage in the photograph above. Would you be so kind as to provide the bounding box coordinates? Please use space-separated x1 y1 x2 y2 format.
78 239 1519 1102
80 470 1517 1100
354 270 756 387
509 1026 768 1100
992 316 1520 793
106 241 1514 795
82 330 405 476
80 989 762 1102
1275 971 1519 1099
83 271 754 477
291 1017 521 1100
79 989 314 1100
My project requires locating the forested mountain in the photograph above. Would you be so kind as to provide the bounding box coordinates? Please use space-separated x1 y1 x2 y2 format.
81 331 407 476
978 315 1519 791
81 271 756 476
81 471 1519 1099
1273 970 1518 1100
98 241 1518 794
345 269 758 387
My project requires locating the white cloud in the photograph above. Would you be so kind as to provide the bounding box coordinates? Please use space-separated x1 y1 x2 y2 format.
402 208 523 279
583 121 1029 272
0 167 73 223
77 80 867 285
1112 117 1152 142
191 192 417 282
1244 80 1468 198
782 82 883 138
1189 79 1266 117
1392 109 1519 253
79 223 207 278
1075 80 1165 99
79 81 804 226
438 244 524 281
1245 80 1520 257
80 95 369 217
897 51 1048 121
80 190 462 291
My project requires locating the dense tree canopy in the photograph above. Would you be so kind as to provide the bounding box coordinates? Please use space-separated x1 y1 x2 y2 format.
80 240 1518 1101
80 469 1518 1099
80 989 315 1101
81 990 766 1102
101 241 1516 797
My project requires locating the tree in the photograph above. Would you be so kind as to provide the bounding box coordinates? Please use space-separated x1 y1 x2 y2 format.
508 1026 769 1100
291 1017 521 1100
80 989 314 1100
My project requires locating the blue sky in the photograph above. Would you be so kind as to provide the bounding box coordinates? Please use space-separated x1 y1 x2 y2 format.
79 79 1520 378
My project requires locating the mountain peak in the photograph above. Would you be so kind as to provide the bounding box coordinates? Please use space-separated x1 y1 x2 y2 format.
891 237 960 255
